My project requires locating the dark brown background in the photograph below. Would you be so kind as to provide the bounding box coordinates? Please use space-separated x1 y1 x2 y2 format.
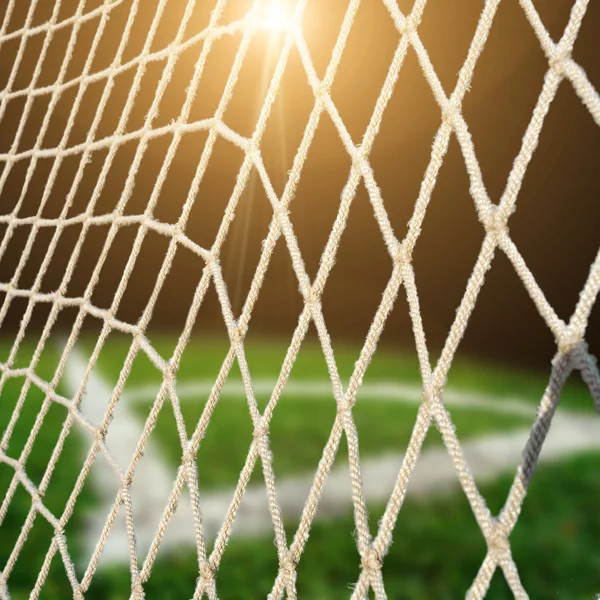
0 0 599 371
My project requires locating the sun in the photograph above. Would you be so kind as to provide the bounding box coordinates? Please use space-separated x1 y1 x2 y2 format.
263 2 291 31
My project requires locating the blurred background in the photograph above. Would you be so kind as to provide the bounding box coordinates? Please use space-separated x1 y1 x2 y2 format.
0 0 598 370
1 1 600 599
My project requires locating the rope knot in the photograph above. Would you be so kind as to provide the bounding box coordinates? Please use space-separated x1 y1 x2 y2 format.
337 398 353 415
253 418 269 441
361 548 382 575
305 288 319 308
400 15 417 36
131 579 145 599
279 552 297 577
394 242 412 266
164 360 177 381
352 145 368 174
230 325 243 346
95 427 107 444
486 207 506 236
549 48 571 75
245 139 260 162
558 330 583 355
181 447 196 467
441 100 459 127
31 492 43 510
204 252 217 268
488 529 510 557
315 80 330 99
199 560 215 581
170 118 183 133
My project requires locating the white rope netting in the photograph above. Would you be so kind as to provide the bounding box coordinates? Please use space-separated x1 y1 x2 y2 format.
0 0 599 598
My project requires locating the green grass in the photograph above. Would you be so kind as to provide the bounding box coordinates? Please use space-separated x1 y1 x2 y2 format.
86 451 600 600
86 333 540 488
87 332 599 413
0 338 97 600
144 394 530 489
1 334 598 598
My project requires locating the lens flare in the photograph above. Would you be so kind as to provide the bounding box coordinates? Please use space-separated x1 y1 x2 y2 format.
263 3 290 30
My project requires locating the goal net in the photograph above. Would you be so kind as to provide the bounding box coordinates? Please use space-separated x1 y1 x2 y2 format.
0 0 599 598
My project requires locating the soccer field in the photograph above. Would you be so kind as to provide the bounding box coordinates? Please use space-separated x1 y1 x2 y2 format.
1 335 599 599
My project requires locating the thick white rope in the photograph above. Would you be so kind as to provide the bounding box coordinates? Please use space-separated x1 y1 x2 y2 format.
0 0 599 598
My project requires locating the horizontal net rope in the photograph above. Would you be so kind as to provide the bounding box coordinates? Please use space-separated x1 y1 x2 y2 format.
0 0 599 598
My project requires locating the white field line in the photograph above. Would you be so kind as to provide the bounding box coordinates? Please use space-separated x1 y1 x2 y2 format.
198 411 600 540
60 345 194 570
122 379 538 418
61 345 600 568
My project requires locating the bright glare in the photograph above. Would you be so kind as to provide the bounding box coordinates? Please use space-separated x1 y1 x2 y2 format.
263 3 291 31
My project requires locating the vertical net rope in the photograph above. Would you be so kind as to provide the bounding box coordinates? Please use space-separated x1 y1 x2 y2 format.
0 0 599 598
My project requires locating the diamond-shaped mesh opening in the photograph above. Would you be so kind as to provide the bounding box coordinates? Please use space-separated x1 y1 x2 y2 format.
329 0 399 142
115 229 173 324
29 1 56 29
91 69 139 140
0 99 27 155
2 500 67 597
14 97 53 155
10 227 56 292
34 22 75 90
122 60 173 135
57 0 106 23
321 181 393 348
587 300 600 363
0 376 45 459
258 332 342 479
62 12 106 85
0 37 20 90
184 36 244 126
259 46 315 197
410 136 484 353
189 361 256 489
219 168 274 316
508 82 600 321
86 226 136 312
183 134 247 249
416 0 484 94
119 0 165 67
0 0 599 598
61 79 112 150
485 569 515 599
63 222 111 298
461 0 549 203
0 299 49 344
12 158 56 218
221 31 292 140
10 35 45 93
508 451 600 598
120 137 176 218
35 155 81 220
456 250 558 369
287 112 353 280
572 0 600 91
530 0 575 42
302 0 352 79
240 239 305 344
2 3 28 37
44 108 81 163
139 547 198 599
87 2 130 76
368 47 441 241
292 498 364 597
60 148 111 219
378 456 488 597
146 243 212 350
